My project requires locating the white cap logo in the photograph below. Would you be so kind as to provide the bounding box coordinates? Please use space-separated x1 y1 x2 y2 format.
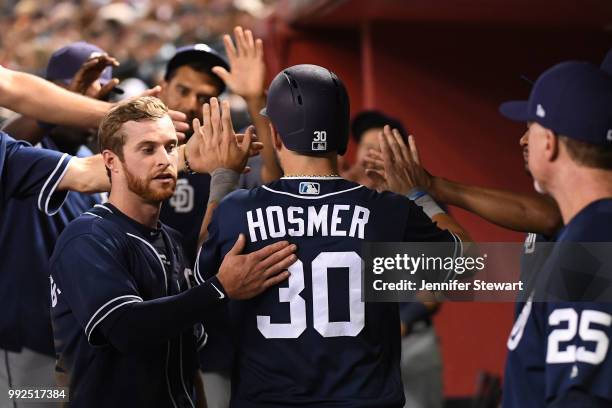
607 130 612 142
194 44 212 52
536 104 546 118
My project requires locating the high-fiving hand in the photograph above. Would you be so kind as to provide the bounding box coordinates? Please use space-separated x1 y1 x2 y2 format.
186 97 263 174
212 26 266 101
364 125 433 195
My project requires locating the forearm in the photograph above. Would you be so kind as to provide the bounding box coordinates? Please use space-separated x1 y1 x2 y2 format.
431 176 561 236
58 154 110 193
105 276 228 353
246 95 282 183
0 67 110 128
198 169 240 247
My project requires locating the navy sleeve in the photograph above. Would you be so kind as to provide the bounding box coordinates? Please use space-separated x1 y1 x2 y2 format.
51 232 142 346
98 275 228 353
545 302 612 405
1 132 72 214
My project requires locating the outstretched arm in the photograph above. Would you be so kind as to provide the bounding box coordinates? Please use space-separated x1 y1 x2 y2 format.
0 66 189 137
366 126 472 243
213 26 283 183
364 129 561 237
429 177 560 237
0 66 110 128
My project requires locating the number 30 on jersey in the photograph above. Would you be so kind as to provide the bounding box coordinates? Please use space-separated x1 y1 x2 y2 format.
257 251 365 339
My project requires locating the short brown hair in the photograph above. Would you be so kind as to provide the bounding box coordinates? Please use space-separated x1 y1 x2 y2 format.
98 96 169 159
560 135 612 170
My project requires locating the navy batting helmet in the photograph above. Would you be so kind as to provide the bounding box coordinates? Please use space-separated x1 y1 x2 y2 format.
261 64 350 155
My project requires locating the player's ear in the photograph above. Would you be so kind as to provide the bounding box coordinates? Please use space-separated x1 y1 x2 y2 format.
544 129 559 162
102 150 120 176
269 123 283 151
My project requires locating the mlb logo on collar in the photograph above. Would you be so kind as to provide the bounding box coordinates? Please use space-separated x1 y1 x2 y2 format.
299 182 320 195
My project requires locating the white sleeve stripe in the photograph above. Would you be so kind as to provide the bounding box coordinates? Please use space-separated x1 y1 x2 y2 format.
94 204 113 213
84 295 143 335
194 246 204 285
43 157 72 215
443 232 460 283
83 212 102 218
454 232 464 257
37 153 70 213
86 299 142 343
197 331 208 351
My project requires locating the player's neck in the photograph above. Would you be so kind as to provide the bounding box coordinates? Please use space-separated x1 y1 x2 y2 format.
548 166 612 224
108 190 161 229
281 154 339 177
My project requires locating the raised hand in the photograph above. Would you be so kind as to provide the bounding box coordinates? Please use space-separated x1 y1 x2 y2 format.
186 97 262 174
69 54 119 98
212 26 266 101
364 126 433 195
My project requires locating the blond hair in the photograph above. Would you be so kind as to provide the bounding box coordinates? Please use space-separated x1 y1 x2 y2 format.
98 96 169 160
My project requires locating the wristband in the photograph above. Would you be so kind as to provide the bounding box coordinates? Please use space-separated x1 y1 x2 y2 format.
208 168 240 204
183 146 196 175
407 188 427 201
407 189 445 219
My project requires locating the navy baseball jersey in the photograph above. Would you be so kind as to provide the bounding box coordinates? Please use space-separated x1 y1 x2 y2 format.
50 203 204 407
160 172 210 262
196 177 460 407
0 131 71 213
0 137 101 356
504 199 612 407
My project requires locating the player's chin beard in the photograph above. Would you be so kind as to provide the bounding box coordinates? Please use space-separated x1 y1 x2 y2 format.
123 165 176 202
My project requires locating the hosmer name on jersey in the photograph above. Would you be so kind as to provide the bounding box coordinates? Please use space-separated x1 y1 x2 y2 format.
247 204 370 242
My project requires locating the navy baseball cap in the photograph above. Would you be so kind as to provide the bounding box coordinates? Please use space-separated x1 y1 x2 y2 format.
46 41 122 93
164 43 229 92
500 61 612 145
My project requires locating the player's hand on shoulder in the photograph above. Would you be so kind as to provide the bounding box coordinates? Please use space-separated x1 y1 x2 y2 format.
216 234 297 300
188 97 262 174
364 125 433 195
213 26 266 102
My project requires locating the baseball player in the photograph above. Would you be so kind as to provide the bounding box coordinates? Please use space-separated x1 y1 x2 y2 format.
49 96 296 407
196 64 470 407
499 61 612 407
0 42 116 407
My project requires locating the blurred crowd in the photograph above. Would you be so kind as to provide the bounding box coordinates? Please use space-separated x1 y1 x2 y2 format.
0 0 274 86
